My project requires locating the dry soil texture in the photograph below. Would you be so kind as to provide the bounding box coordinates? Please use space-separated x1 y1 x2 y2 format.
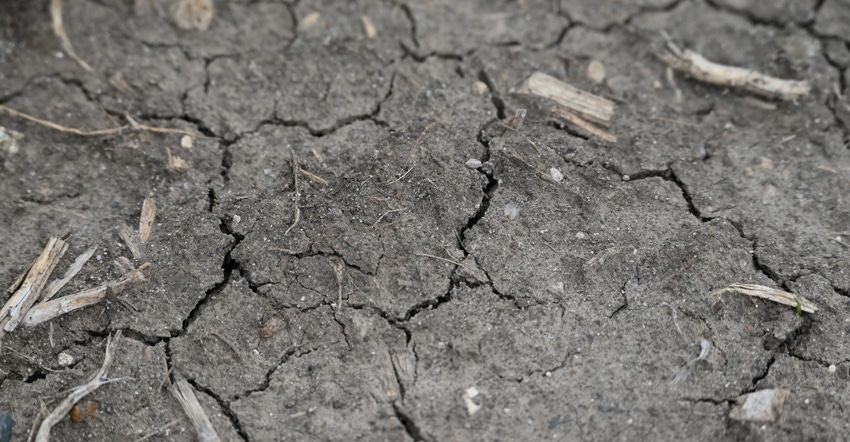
1 1 850 441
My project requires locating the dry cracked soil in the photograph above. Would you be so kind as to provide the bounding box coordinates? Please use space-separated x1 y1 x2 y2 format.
1 0 850 441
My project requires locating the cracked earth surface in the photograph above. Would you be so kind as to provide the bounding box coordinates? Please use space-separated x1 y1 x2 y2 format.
1 0 850 440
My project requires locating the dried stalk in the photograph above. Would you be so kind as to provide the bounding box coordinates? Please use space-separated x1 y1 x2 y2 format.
23 263 151 327
654 39 810 101
711 283 818 313
171 377 221 442
0 237 67 333
51 0 93 72
34 331 123 442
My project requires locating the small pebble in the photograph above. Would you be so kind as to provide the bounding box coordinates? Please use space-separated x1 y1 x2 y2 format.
180 135 193 148
504 203 519 220
465 159 482 169
549 167 563 182
575 232 586 239
622 175 630 181
828 364 836 374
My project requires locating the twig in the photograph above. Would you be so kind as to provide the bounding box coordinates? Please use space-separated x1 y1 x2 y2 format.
0 104 211 139
283 154 301 237
405 121 439 166
371 208 403 229
51 0 93 72
23 263 151 327
299 168 328 185
653 36 810 101
171 377 221 442
134 419 182 442
34 331 123 442
415 252 486 284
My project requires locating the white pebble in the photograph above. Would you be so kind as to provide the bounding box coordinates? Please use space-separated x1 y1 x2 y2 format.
549 167 563 182
504 203 520 220
828 365 836 374
465 159 482 169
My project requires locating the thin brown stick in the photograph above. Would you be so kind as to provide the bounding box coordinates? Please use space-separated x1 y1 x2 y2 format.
34 331 123 442
0 104 211 139
405 121 439 166
134 419 182 442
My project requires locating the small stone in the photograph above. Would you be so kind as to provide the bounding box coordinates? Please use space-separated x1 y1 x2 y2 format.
549 167 563 182
504 203 519 220
575 232 586 239
180 135 193 149
622 175 630 181
474 81 489 95
57 352 75 367
465 158 482 169
828 364 836 374
587 60 606 85
729 389 789 422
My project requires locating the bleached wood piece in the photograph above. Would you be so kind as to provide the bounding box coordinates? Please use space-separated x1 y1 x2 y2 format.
516 72 615 126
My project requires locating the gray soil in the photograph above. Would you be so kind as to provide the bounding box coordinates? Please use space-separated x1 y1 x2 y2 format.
1 0 849 441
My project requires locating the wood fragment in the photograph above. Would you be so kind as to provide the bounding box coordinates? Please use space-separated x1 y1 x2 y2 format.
138 198 157 243
0 237 67 333
171 377 221 442
549 106 617 143
40 246 97 302
50 0 93 72
119 223 142 259
711 283 817 313
24 263 151 327
654 39 810 101
516 72 615 126
34 331 123 442
361 15 378 38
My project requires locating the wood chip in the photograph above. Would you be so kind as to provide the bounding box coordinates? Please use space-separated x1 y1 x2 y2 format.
139 198 157 243
516 72 615 126
711 283 818 313
361 15 378 38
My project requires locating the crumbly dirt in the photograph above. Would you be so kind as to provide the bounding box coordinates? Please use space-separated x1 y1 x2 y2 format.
1 1 849 441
